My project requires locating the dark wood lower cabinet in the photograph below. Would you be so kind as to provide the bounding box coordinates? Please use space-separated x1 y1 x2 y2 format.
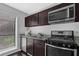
26 38 33 55
33 39 45 56
26 38 45 56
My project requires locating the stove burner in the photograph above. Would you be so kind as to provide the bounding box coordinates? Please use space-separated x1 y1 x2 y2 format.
46 31 77 49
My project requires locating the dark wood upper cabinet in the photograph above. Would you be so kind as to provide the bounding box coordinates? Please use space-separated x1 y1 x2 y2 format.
25 13 39 27
25 16 30 27
25 3 79 27
75 3 79 22
31 13 39 26
39 10 49 25
25 11 48 27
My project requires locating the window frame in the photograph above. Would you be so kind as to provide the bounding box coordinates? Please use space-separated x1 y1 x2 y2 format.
0 17 18 56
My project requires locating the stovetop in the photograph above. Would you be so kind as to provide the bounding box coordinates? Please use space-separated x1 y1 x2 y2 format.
45 37 77 49
45 31 78 49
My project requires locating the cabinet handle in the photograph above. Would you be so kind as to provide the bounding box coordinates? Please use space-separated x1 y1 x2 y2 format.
29 49 31 51
29 49 31 53
39 43 42 45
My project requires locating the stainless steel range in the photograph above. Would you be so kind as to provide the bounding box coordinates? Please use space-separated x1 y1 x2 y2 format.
45 31 77 56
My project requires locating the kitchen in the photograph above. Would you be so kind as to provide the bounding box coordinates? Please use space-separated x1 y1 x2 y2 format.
0 3 79 56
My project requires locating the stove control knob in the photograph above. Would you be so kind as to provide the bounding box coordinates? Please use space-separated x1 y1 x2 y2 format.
48 41 50 44
47 41 49 43
68 45 71 48
50 41 52 44
62 44 65 47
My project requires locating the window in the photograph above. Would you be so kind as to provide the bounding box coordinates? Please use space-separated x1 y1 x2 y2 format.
0 17 15 51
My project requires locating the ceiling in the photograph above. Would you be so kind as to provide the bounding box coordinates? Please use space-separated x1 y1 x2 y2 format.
5 3 60 15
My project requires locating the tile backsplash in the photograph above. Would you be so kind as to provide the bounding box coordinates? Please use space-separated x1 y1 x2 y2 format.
25 22 79 45
29 22 79 36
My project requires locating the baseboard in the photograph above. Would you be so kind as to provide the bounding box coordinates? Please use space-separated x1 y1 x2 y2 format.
21 50 29 56
8 50 30 56
8 51 22 56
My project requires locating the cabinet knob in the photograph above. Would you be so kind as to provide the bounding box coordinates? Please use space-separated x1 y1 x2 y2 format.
29 49 31 51
39 43 42 45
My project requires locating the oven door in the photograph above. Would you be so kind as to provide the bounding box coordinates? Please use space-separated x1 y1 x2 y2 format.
45 43 77 56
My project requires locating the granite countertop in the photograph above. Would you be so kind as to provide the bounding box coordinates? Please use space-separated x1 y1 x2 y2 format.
21 34 79 46
21 35 50 41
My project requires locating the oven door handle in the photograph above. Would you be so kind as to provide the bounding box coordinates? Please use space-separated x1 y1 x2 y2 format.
45 43 77 51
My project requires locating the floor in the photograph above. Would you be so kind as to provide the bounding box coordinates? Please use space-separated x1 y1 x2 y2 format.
8 50 29 56
10 53 26 56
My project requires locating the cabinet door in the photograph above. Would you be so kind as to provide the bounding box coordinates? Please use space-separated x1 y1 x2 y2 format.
31 13 39 26
33 39 45 56
25 16 32 27
39 10 49 25
75 3 79 22
26 38 33 55
25 14 39 27
25 17 29 27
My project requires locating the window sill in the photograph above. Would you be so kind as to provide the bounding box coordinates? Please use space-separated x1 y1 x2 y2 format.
0 46 20 56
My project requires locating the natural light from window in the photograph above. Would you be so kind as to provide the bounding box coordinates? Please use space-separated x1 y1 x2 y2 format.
0 17 15 51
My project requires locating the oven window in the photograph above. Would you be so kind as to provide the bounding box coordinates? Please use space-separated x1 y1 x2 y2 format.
46 45 74 56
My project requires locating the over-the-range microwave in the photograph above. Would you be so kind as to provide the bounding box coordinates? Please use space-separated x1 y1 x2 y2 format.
48 4 75 24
